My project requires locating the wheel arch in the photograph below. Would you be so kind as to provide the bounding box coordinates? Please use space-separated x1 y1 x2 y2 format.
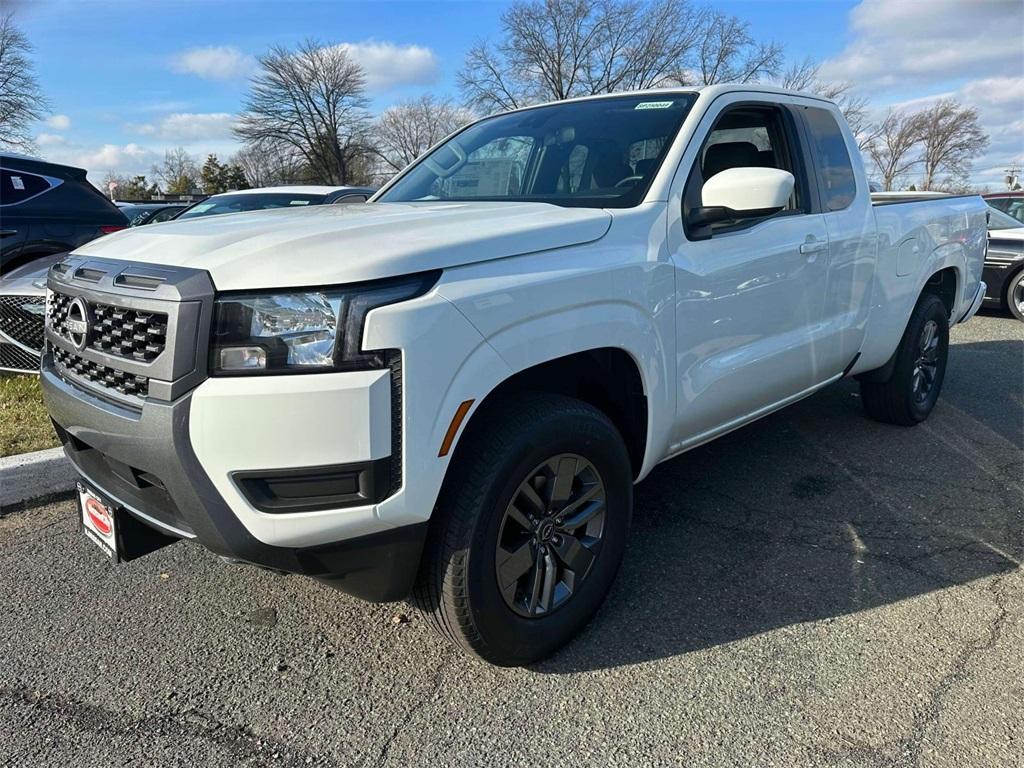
452 347 651 481
921 265 960 320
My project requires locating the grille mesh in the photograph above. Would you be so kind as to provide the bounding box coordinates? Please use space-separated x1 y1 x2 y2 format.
0 341 40 372
48 291 168 362
0 295 46 352
53 346 149 397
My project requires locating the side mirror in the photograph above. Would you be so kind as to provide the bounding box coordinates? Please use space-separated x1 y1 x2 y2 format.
688 167 795 230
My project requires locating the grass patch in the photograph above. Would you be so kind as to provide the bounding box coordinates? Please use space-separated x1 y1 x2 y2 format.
1 374 59 457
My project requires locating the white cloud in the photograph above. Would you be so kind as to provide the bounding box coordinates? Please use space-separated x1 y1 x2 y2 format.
170 45 256 80
821 0 1022 87
40 143 162 183
127 112 236 142
825 1 1023 188
36 133 67 147
335 40 439 90
46 114 71 130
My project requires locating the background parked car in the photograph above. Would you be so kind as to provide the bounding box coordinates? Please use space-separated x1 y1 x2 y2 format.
983 190 1024 224
173 185 375 220
1 154 128 373
984 207 1024 322
1 153 127 275
0 255 56 372
116 202 189 227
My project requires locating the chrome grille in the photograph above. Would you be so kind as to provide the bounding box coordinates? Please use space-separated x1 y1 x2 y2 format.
48 290 168 361
0 341 40 372
45 256 213 404
0 294 46 352
53 345 149 397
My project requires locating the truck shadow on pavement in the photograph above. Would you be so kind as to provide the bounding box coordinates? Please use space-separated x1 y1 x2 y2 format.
538 338 1023 673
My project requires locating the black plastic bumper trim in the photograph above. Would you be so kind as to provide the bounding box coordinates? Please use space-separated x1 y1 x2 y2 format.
232 457 392 514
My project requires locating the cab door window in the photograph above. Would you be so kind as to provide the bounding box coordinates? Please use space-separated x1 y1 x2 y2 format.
683 104 809 237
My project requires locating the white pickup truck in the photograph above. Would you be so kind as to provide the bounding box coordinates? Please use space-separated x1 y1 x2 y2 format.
42 85 987 666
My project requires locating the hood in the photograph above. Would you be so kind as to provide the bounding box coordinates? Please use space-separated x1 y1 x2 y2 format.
988 226 1024 244
71 202 613 290
0 252 64 295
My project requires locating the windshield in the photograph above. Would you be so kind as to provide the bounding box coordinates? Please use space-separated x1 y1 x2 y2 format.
988 206 1024 231
380 93 698 208
986 196 1024 224
177 193 326 220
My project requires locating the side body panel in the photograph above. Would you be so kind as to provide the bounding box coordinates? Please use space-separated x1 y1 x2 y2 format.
434 203 676 481
851 197 988 375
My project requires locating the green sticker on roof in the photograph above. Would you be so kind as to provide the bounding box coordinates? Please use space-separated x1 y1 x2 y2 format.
635 101 674 110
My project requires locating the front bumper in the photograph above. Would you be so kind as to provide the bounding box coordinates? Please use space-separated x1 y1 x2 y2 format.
41 355 426 602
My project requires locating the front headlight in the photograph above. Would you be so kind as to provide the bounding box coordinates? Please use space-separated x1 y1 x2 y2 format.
210 271 439 374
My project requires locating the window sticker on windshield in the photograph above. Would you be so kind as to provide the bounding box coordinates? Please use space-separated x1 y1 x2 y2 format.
635 101 674 110
10 176 24 190
191 203 214 213
289 200 310 205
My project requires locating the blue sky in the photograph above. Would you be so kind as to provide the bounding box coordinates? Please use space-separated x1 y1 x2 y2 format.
14 0 1023 188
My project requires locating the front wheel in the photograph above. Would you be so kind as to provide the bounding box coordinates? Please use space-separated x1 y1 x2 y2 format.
414 393 632 666
1005 269 1024 322
860 292 950 426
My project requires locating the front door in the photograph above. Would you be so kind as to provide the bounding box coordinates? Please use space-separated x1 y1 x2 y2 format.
667 97 832 449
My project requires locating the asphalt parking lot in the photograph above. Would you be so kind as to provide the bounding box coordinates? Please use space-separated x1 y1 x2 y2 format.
1 312 1021 768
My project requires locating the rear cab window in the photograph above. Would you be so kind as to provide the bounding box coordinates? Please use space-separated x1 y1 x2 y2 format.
802 107 857 211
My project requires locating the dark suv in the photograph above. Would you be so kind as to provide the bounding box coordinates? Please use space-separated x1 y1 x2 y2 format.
1 153 128 275
1 154 128 372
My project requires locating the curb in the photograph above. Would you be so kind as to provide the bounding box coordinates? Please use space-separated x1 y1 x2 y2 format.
0 447 77 511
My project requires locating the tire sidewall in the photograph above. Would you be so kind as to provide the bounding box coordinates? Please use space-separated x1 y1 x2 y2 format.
1006 270 1024 322
462 403 632 664
899 295 950 421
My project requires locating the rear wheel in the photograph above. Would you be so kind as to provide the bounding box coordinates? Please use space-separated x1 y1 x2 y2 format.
1005 269 1024 322
414 392 632 666
860 292 949 426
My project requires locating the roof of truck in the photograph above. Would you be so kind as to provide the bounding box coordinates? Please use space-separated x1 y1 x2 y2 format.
478 84 835 123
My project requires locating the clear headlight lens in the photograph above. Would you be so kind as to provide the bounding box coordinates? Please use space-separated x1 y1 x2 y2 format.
210 272 439 374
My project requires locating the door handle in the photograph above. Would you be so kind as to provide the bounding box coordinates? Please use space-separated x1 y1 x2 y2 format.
799 240 828 255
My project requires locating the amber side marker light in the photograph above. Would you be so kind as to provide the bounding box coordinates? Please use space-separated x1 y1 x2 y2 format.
439 399 475 457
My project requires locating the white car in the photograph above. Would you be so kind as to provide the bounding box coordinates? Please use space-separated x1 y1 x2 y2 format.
41 85 987 665
174 185 375 220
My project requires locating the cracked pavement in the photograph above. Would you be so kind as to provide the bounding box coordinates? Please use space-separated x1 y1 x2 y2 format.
1 313 1021 767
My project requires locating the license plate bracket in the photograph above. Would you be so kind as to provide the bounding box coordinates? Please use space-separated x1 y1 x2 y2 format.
77 482 181 563
78 482 120 562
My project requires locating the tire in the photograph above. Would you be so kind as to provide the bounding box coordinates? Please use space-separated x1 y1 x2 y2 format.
414 392 632 666
1005 269 1024 322
860 292 949 426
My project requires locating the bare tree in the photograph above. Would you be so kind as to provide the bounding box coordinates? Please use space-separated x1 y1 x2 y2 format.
584 0 707 93
234 40 372 185
867 108 925 191
230 143 307 188
0 12 47 151
458 0 759 113
780 58 873 149
151 147 199 195
692 10 782 86
374 95 475 175
916 99 989 191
